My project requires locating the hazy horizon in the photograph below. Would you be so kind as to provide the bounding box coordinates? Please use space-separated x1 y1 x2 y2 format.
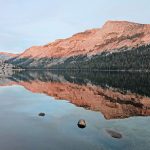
0 0 150 53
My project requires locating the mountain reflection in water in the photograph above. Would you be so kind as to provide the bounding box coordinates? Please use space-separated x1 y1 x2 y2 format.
0 70 150 119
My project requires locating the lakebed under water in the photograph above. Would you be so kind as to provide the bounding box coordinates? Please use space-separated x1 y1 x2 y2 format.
0 71 150 150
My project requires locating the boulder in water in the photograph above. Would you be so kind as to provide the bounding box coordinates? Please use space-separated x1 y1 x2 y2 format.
77 119 86 128
38 112 45 117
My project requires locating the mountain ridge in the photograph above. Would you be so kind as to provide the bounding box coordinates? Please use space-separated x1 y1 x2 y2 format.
0 52 18 61
17 20 150 59
1 20 150 70
1 20 149 58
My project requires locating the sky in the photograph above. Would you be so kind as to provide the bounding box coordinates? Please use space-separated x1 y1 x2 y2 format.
0 0 150 53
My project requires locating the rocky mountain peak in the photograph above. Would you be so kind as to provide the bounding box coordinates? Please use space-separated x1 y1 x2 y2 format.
1 20 150 59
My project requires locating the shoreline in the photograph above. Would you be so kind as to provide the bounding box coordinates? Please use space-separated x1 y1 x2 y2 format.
7 68 150 73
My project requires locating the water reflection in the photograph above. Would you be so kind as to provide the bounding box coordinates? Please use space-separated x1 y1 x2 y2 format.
0 70 150 119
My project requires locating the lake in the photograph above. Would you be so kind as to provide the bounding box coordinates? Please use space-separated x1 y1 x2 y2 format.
0 70 150 150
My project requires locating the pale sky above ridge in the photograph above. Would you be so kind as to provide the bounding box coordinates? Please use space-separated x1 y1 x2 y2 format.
0 0 150 53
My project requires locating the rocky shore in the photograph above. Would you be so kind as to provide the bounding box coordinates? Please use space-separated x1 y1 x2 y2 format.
0 62 15 77
0 62 14 70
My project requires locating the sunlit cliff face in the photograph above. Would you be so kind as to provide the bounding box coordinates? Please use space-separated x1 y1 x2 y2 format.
0 71 150 120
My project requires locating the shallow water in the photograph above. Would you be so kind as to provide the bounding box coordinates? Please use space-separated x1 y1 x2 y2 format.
0 71 150 150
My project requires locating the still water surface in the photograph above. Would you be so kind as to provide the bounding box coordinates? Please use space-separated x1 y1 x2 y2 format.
0 71 150 150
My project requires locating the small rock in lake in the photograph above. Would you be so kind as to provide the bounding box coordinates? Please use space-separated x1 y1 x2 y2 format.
106 129 122 139
77 119 86 128
38 113 45 117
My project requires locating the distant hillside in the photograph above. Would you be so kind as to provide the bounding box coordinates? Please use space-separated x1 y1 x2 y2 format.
2 20 150 70
7 44 150 71
0 52 17 61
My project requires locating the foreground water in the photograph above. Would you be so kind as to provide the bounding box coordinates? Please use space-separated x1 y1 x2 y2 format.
0 71 150 150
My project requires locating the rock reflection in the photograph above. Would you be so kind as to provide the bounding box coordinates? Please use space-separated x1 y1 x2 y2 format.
0 71 150 119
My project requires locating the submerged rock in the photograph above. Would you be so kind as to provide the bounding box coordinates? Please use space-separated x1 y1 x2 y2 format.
77 119 86 128
106 129 122 139
38 112 45 117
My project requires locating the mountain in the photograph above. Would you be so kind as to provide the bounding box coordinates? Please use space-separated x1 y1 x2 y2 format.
0 52 17 61
15 21 150 58
5 21 150 70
